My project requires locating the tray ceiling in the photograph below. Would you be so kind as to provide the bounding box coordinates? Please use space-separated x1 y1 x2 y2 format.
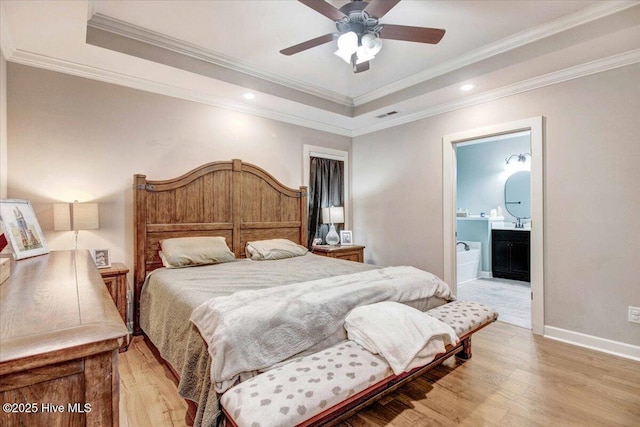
2 1 639 135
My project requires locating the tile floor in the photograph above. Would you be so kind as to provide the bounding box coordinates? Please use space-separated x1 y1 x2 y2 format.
456 277 531 329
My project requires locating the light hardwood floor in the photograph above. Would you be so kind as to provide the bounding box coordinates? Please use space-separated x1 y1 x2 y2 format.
119 322 640 426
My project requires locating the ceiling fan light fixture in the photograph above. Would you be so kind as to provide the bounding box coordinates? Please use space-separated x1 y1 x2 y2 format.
361 33 382 55
334 48 353 64
356 45 375 64
282 0 445 73
337 31 358 55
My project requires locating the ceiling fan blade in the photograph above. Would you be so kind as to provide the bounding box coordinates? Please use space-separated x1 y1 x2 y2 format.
280 33 336 56
354 60 370 73
380 24 445 44
298 0 346 21
364 0 401 19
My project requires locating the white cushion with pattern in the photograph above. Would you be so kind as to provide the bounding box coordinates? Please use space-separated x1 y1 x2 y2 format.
427 300 498 336
221 341 392 427
221 301 498 427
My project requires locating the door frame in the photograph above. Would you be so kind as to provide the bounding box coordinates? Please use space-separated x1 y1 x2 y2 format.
442 117 544 335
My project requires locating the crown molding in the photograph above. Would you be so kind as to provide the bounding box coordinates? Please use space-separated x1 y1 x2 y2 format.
5 46 638 139
352 49 640 136
87 13 354 108
6 48 353 137
352 0 639 106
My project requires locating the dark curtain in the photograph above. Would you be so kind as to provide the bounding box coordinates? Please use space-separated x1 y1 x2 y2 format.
308 157 344 247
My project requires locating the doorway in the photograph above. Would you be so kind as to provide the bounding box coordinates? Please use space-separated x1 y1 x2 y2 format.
442 117 544 335
454 132 532 329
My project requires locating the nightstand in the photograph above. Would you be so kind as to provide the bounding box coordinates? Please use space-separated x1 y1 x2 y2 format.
99 262 130 351
311 245 365 263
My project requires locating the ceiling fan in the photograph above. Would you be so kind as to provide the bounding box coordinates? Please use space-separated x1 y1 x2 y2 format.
280 0 445 73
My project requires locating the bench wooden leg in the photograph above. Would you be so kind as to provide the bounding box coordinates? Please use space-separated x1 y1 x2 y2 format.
456 336 472 360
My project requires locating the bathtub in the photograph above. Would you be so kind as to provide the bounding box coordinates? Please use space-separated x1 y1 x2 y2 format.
457 241 481 285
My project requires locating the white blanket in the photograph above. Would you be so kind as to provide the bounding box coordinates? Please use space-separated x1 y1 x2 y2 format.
189 266 454 392
345 301 459 374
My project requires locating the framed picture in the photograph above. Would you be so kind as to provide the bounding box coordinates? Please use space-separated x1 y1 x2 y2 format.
92 249 111 269
340 230 353 246
0 199 49 260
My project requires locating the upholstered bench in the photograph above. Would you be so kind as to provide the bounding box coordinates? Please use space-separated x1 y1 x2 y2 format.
221 301 498 427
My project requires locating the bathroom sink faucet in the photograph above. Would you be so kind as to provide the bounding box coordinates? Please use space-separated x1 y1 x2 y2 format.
514 217 523 228
457 241 470 251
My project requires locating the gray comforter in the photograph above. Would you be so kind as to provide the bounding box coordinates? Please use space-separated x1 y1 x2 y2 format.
190 266 455 393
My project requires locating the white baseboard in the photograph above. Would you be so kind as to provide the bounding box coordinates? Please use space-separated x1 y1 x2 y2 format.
479 271 492 279
544 326 640 362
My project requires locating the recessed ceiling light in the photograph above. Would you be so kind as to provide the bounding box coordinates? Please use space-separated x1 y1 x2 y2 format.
460 84 474 91
243 93 256 100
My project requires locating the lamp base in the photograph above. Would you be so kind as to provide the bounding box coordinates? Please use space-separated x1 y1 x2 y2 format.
325 225 340 246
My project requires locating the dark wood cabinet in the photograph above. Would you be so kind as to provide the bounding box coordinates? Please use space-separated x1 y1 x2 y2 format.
491 230 530 281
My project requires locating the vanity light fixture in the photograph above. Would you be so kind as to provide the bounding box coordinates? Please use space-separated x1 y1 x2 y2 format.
505 153 531 172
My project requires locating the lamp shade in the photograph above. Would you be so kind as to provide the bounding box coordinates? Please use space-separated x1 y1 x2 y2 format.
53 203 72 231
72 203 99 231
321 206 344 224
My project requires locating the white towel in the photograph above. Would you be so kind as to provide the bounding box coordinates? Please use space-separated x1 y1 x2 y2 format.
345 301 459 375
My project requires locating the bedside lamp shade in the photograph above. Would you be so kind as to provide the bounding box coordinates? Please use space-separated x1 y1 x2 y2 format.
54 202 99 231
53 201 99 250
72 203 99 231
53 203 72 231
321 206 344 225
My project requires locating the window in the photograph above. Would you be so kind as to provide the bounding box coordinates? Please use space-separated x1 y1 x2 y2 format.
303 145 349 247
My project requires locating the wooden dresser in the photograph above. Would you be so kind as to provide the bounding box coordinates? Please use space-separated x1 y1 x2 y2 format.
99 263 130 351
311 245 365 263
0 250 128 426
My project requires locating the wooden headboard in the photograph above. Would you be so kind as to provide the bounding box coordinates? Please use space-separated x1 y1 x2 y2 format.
133 159 308 333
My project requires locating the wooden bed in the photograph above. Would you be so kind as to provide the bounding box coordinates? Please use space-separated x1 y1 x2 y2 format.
133 159 496 427
134 159 308 334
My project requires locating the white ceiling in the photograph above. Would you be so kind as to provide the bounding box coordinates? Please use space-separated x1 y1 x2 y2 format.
2 1 639 136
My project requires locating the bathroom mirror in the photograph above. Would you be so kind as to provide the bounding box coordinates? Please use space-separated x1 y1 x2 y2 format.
504 171 531 218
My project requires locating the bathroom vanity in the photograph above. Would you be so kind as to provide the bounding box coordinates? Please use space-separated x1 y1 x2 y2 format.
491 228 530 281
489 169 532 282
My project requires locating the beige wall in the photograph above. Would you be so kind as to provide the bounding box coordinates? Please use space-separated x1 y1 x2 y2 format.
6 61 640 349
7 64 350 271
352 63 640 346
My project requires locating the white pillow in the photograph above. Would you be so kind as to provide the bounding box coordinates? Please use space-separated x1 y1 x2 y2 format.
159 236 235 268
345 301 458 375
245 238 308 260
